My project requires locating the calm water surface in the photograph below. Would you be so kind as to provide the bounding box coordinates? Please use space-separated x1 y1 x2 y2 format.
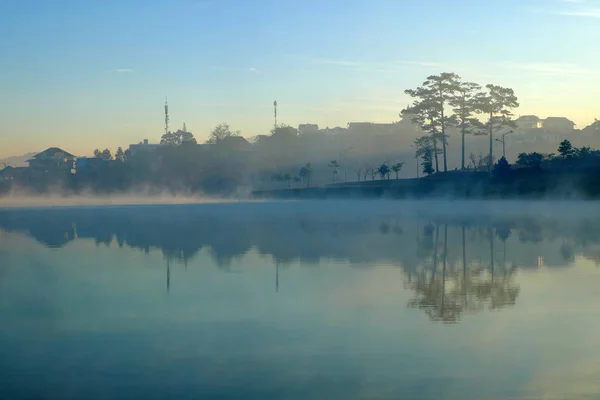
1 201 600 400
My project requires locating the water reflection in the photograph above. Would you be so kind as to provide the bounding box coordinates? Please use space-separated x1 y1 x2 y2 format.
1 201 600 324
2 202 600 399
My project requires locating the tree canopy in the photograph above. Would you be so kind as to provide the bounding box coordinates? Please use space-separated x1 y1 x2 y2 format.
206 123 240 144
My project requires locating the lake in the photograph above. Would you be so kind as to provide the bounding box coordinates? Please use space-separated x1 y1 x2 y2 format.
1 200 600 400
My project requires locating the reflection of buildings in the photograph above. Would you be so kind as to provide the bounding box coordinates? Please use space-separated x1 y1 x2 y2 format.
2 205 600 322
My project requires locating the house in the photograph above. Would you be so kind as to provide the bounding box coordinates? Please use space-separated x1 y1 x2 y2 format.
128 139 164 157
347 122 397 135
320 126 348 136
215 136 253 152
0 166 28 180
542 117 576 133
27 148 76 172
515 115 542 130
298 124 319 135
75 157 107 172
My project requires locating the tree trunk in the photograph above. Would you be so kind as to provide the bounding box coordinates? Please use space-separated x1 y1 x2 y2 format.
441 224 448 318
490 229 495 284
433 137 439 173
488 111 493 172
462 224 467 301
441 98 448 172
461 119 466 170
432 223 439 283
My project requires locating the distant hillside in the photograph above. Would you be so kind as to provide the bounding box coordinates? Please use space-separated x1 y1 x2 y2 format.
0 152 37 168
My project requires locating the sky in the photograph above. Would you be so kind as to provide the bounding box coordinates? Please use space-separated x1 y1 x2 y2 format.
1 0 600 157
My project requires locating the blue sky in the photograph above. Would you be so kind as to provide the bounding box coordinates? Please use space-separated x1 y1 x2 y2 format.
1 0 599 156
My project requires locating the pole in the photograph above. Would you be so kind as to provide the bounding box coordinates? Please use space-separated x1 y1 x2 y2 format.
416 155 419 179
344 153 347 183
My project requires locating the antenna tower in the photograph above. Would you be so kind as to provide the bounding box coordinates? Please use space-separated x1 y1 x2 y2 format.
273 100 278 130
164 97 170 134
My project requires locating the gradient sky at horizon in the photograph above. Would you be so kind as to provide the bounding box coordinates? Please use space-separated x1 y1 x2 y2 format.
1 0 599 157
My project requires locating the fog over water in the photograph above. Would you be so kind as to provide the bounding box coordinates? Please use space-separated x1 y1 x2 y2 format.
1 200 600 400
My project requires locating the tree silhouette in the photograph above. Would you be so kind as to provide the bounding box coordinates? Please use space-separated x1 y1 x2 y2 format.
450 81 483 169
558 139 574 158
403 91 442 173
206 123 240 144
378 163 391 179
115 147 125 162
328 160 340 183
354 166 363 182
160 132 178 146
299 163 313 188
369 166 378 181
474 84 519 171
422 73 461 172
391 162 404 179
93 148 112 160
422 147 434 176
516 152 545 169
494 156 510 176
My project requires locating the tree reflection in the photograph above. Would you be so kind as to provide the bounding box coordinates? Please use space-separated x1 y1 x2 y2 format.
407 224 520 323
2 204 600 323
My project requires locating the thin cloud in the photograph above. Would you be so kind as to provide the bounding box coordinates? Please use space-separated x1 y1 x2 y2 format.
556 8 600 17
551 0 600 17
525 0 600 18
313 58 441 72
209 66 260 73
507 62 600 75
116 68 135 73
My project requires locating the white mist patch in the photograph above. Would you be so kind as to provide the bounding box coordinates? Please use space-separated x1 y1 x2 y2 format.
0 192 252 209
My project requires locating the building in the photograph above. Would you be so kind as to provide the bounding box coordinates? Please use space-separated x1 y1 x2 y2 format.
26 148 76 172
320 126 348 136
542 117 576 133
347 122 398 135
214 136 253 152
298 124 319 135
0 166 28 180
515 115 542 130
75 157 107 172
128 139 164 157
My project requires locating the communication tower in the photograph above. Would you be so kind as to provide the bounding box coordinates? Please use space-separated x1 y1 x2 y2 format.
164 97 170 134
273 100 278 130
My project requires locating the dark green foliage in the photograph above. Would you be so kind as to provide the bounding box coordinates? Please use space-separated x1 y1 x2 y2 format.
558 140 574 158
378 163 391 179
161 129 196 146
391 162 404 179
115 147 125 162
93 148 113 160
516 152 545 169
422 147 434 176
494 156 511 177
206 123 239 145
